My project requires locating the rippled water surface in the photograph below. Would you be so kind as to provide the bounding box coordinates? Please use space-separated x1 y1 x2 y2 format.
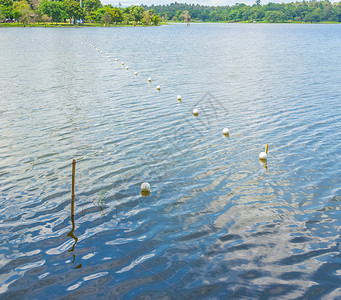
1 23 341 299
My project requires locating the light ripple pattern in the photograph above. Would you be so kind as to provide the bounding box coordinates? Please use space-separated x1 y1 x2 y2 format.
0 24 341 299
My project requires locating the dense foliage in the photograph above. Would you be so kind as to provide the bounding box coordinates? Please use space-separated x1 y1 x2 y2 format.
0 0 161 25
144 0 341 23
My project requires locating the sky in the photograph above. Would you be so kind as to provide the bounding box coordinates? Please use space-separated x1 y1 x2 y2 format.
101 0 296 7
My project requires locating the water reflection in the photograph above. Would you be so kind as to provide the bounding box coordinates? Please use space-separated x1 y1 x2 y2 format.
66 160 82 269
260 160 268 170
141 190 151 197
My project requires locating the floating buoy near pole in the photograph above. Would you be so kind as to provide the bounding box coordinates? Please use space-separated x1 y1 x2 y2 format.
121 62 124 66
177 95 182 101
223 128 230 136
156 85 161 91
148 77 151 82
193 109 199 116
134 72 138 76
126 66 129 70
259 144 269 160
115 58 118 62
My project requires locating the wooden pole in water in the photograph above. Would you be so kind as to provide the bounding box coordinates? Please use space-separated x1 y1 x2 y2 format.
265 144 269 154
71 159 76 217
72 159 76 197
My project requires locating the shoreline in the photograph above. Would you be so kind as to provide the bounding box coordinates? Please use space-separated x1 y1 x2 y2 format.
1 21 340 28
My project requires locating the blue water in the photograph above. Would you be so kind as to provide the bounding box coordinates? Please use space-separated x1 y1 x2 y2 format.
0 23 341 299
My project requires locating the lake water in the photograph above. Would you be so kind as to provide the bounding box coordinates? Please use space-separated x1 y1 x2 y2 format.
1 23 341 299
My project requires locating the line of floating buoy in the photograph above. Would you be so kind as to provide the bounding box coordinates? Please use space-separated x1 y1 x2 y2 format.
83 39 270 199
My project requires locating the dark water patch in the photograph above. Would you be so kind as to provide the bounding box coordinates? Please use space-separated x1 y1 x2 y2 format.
219 234 243 242
278 246 338 266
279 271 305 280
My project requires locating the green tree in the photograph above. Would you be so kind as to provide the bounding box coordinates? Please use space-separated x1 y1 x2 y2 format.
85 10 96 22
131 5 144 24
27 0 40 11
13 0 35 25
304 9 321 22
82 0 101 14
142 8 152 25
265 10 285 22
110 7 122 23
152 12 161 25
63 0 83 23
101 11 111 24
41 13 51 25
179 10 190 22
39 0 64 23
1 0 13 19
0 8 5 23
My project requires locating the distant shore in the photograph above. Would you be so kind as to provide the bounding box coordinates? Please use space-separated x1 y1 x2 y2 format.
1 21 340 28
0 22 163 28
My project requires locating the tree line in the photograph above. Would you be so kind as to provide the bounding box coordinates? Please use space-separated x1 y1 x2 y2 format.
0 0 161 26
143 0 341 23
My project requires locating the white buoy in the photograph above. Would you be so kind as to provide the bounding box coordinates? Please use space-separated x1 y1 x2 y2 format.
107 55 110 58
134 72 138 76
100 51 103 54
156 85 161 90
148 77 151 82
115 58 118 62
126 66 129 70
141 182 150 192
223 128 230 135
177 95 182 101
106 53 108 56
259 144 269 160
193 109 199 116
121 62 124 66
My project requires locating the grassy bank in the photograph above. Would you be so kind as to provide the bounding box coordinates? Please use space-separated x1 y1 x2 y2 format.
0 22 164 28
